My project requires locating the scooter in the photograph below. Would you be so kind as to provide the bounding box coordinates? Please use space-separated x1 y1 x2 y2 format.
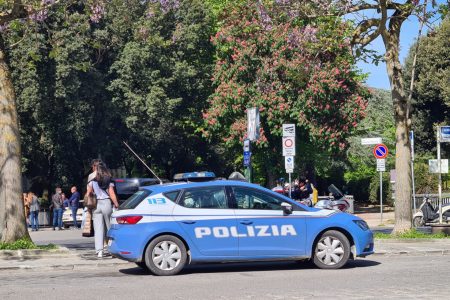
314 184 350 212
412 196 450 227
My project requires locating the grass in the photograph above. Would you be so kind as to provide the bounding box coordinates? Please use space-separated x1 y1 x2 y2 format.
0 238 57 250
374 229 450 239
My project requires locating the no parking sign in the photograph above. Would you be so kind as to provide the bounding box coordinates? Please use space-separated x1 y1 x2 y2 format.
373 144 388 159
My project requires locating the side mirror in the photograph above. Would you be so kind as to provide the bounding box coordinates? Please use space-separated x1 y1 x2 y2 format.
281 202 293 215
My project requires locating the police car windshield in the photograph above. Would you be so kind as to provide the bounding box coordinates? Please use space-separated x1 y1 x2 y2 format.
119 190 150 210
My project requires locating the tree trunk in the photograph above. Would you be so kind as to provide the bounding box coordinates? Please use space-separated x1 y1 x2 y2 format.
0 47 29 242
384 33 412 233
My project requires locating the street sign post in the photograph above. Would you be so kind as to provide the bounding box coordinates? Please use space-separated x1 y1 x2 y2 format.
361 137 382 145
373 144 389 224
437 126 450 223
243 138 252 182
440 126 450 142
282 124 296 137
282 137 296 156
376 159 386 172
285 156 294 173
373 144 388 159
282 124 296 198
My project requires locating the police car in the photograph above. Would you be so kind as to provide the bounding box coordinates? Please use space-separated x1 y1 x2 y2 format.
107 180 374 275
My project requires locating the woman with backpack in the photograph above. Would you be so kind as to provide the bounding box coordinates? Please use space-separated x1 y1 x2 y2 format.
85 162 119 258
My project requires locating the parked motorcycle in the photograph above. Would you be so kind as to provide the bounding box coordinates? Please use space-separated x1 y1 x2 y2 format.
314 184 350 212
412 196 450 227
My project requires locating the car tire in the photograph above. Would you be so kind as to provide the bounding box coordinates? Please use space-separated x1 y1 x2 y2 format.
144 235 187 276
413 216 424 227
313 230 350 269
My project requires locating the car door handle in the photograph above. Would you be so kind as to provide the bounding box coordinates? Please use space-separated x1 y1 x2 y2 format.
240 220 253 225
181 220 196 224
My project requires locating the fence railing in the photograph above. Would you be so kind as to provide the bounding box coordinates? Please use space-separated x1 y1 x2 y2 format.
413 194 450 212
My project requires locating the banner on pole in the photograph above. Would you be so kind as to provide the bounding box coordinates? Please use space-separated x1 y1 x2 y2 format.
247 107 260 141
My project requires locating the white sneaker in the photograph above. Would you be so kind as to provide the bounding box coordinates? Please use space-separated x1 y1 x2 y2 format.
97 250 103 258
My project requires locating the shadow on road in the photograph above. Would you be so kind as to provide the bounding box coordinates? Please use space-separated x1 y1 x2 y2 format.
119 259 381 276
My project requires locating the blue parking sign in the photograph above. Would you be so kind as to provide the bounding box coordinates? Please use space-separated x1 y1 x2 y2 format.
243 151 251 167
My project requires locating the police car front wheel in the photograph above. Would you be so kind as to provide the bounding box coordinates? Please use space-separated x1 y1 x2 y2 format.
145 235 187 276
313 230 350 269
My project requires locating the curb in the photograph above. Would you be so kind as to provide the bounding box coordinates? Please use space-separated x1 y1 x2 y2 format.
372 249 450 256
0 261 131 272
0 247 78 260
374 238 450 244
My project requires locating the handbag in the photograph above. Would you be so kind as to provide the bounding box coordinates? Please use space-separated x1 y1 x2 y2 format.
85 192 97 209
82 209 94 237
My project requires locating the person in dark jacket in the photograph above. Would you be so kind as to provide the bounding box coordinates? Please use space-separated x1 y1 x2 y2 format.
51 188 64 230
68 186 81 229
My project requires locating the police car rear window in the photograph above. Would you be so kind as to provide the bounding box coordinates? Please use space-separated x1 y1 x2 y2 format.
119 190 150 210
163 191 179 202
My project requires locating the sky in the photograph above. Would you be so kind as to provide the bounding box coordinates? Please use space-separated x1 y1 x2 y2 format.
356 1 445 90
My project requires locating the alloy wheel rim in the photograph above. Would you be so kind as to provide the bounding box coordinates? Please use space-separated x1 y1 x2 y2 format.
316 236 345 265
152 241 182 271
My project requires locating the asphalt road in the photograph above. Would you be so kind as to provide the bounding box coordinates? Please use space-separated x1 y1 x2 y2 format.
1 255 449 299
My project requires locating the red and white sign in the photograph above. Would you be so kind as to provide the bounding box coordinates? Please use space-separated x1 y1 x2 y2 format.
283 137 295 156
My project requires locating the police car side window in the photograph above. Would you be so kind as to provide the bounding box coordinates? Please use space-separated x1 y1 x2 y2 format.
233 187 283 210
179 187 228 209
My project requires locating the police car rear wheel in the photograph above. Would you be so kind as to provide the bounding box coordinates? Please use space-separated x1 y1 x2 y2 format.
313 230 350 269
145 235 187 276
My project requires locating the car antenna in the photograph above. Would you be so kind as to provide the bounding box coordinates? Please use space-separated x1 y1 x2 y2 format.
123 141 163 185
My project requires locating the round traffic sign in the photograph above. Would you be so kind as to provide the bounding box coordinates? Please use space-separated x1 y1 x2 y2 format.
284 138 293 148
373 144 388 159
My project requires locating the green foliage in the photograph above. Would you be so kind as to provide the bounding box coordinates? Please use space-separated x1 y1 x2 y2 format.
405 18 450 153
374 229 449 239
0 237 57 250
109 0 220 178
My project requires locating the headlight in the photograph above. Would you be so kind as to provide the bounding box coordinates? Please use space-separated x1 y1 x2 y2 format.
353 220 369 231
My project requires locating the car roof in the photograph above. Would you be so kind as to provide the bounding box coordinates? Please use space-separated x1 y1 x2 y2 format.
142 180 273 194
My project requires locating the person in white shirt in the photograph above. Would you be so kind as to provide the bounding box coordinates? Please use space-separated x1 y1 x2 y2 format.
85 161 119 258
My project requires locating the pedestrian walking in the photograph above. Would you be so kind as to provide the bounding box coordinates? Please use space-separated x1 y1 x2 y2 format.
51 187 64 230
85 162 119 258
28 192 40 231
68 186 81 229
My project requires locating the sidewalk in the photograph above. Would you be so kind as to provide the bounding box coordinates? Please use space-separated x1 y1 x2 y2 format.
1 238 450 272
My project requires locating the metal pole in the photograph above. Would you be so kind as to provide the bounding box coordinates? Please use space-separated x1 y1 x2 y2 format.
288 172 292 199
380 171 383 224
411 131 416 212
437 127 443 223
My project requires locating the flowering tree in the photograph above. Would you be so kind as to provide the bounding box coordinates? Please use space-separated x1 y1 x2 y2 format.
0 0 104 242
203 1 370 182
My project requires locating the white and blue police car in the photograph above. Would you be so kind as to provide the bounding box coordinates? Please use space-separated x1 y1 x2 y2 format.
107 179 374 275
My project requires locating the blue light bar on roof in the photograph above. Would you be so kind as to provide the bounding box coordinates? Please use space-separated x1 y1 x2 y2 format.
173 171 216 181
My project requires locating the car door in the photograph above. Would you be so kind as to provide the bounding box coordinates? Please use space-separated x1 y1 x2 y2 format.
230 186 306 256
172 186 238 256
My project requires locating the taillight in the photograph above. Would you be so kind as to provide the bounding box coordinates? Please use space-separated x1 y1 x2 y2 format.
116 216 143 225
